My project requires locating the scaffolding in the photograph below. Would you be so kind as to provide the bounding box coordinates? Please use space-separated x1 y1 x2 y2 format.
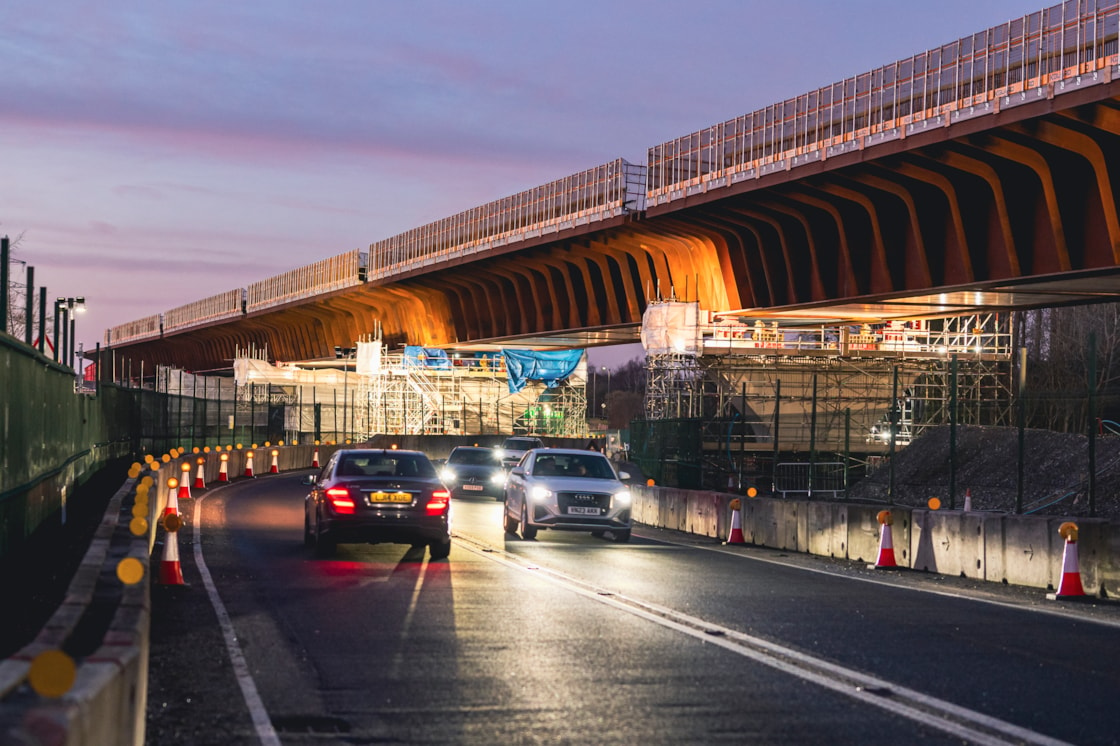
642 302 1014 456
153 341 590 443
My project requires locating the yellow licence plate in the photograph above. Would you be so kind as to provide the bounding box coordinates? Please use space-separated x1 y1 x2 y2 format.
368 491 412 504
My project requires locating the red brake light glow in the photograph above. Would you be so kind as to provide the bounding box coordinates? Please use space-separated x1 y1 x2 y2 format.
325 487 355 514
425 489 451 515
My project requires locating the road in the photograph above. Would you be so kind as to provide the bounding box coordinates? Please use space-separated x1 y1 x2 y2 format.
147 473 1120 745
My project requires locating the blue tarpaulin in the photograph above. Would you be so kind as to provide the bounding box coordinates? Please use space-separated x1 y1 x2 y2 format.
503 349 583 393
403 346 452 369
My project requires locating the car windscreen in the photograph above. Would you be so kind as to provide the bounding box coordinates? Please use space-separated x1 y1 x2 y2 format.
504 438 541 450
532 453 614 479
448 449 499 466
337 454 437 478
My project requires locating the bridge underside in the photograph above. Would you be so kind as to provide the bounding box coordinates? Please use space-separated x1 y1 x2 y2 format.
108 82 1120 374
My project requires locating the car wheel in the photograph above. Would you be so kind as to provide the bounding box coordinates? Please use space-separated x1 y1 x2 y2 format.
521 505 537 541
610 529 631 543
429 539 451 560
503 502 520 534
313 512 336 558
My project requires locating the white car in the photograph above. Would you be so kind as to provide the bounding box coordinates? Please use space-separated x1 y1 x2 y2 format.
503 448 632 542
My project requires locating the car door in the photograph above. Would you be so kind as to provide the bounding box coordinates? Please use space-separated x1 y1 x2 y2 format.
504 452 531 518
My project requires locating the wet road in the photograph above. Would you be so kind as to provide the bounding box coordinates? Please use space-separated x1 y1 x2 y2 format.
147 473 1120 745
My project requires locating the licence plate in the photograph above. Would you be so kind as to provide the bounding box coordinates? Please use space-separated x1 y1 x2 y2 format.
568 506 600 515
462 484 484 491
367 491 412 503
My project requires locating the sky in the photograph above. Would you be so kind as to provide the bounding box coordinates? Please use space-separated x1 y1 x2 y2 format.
0 0 1041 368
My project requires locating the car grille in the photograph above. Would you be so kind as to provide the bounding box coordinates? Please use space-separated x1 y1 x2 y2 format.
557 491 612 511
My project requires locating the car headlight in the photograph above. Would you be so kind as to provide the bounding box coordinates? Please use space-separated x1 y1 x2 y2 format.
440 467 457 483
490 471 507 485
530 485 553 503
613 489 632 505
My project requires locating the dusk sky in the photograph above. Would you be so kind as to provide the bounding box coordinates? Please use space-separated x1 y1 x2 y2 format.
1 0 1038 367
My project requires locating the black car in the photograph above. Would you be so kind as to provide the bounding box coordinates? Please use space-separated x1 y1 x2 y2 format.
440 446 507 499
304 449 451 559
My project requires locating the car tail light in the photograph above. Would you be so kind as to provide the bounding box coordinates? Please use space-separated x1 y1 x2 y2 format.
425 489 451 516
325 487 355 514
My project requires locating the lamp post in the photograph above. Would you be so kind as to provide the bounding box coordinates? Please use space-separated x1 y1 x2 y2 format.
57 297 85 370
335 345 355 442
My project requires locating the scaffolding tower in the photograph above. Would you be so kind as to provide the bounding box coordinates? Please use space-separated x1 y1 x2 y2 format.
642 302 1014 455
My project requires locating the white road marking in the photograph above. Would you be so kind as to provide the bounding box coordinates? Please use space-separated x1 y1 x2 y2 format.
193 496 282 746
458 535 1073 746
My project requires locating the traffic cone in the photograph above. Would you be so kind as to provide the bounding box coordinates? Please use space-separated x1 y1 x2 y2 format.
245 451 255 478
963 488 972 512
724 498 745 544
269 450 279 474
194 461 206 489
163 479 181 518
870 510 897 568
159 513 186 585
1048 523 1086 599
218 455 229 482
312 448 320 468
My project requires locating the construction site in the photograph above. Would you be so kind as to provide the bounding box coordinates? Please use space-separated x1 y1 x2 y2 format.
633 301 1015 493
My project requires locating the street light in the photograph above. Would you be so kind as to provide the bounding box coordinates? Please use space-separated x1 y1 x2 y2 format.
55 297 85 370
335 345 355 442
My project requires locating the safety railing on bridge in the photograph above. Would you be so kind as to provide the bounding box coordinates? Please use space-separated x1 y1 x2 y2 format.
247 249 366 312
367 158 646 281
163 288 245 334
773 461 847 499
107 313 162 346
647 0 1120 205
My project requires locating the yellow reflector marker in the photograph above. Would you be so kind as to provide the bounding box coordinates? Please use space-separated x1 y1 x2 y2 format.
150 462 160 472
135 484 149 497
747 486 758 498
181 462 191 473
264 441 271 447
116 557 145 585
278 440 285 446
130 516 149 536
28 650 76 698
144 454 154 464
161 454 171 463
646 478 655 486
192 447 200 454
131 502 148 519
141 476 153 488
168 477 178 489
203 446 211 453
928 497 942 510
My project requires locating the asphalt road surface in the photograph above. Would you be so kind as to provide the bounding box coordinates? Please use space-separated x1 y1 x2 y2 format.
147 473 1120 745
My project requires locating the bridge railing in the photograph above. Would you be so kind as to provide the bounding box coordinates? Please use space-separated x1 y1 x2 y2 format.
367 158 646 281
247 249 366 313
107 313 162 346
163 288 245 334
647 0 1120 205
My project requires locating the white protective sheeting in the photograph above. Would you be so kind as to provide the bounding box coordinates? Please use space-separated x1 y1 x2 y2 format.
640 301 700 355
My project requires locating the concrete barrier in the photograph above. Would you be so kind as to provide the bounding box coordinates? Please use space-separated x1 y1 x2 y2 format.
634 484 1119 597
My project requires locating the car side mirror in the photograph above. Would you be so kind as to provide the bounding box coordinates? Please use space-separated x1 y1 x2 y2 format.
510 467 524 476
301 474 317 485
618 471 630 481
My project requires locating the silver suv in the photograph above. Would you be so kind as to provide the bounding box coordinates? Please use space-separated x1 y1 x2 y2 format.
503 448 632 542
498 436 544 470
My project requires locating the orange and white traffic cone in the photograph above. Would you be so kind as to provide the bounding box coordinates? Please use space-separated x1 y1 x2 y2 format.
244 451 255 478
724 498 745 544
870 510 897 568
194 459 206 489
1048 522 1086 599
269 449 279 474
159 512 186 585
178 462 192 500
312 447 320 468
963 488 972 512
218 454 229 482
163 478 181 519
